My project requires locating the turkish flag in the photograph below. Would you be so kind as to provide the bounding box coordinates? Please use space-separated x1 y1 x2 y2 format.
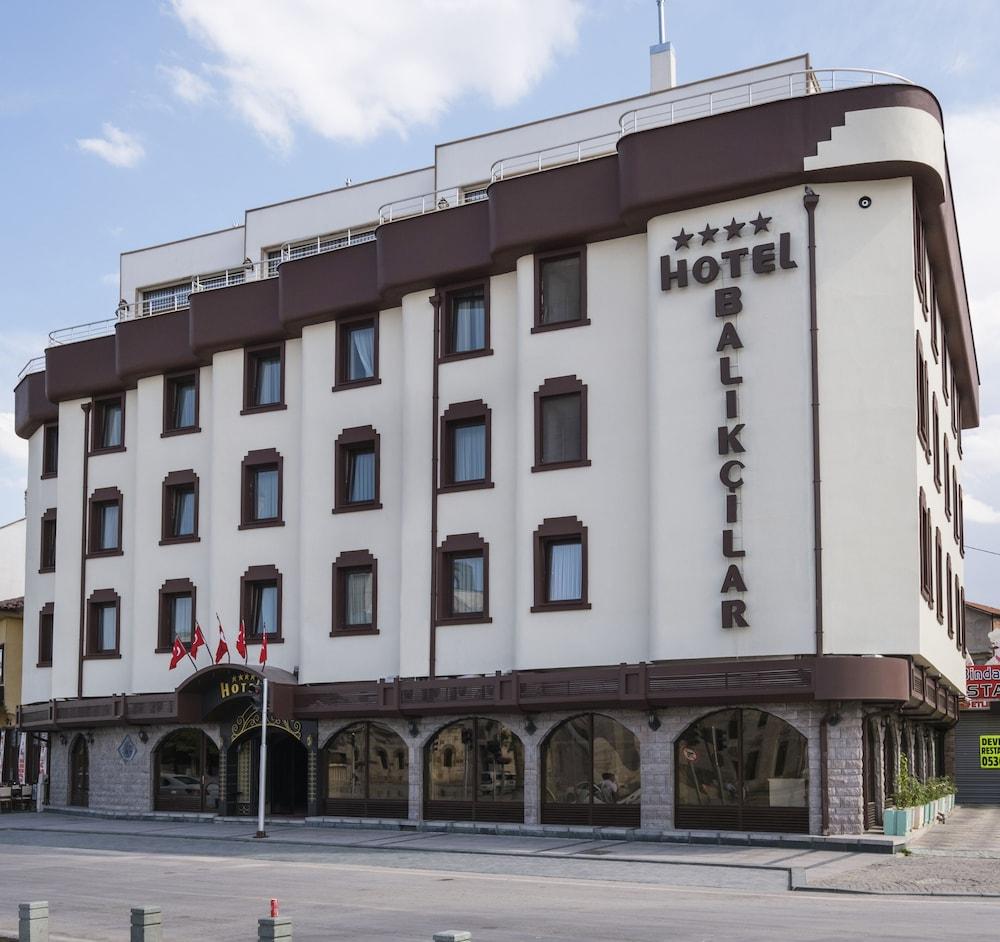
259 631 268 666
190 622 207 659
168 636 187 670
236 619 247 661
215 616 230 664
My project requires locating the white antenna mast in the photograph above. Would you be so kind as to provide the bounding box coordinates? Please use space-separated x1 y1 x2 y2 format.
656 0 667 45
649 0 677 91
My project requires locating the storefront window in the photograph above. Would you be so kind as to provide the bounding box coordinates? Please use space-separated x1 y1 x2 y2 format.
325 723 408 803
154 729 219 812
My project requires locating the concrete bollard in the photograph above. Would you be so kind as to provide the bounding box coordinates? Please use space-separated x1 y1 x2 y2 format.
433 933 472 941
258 916 293 940
18 901 49 942
130 905 162 942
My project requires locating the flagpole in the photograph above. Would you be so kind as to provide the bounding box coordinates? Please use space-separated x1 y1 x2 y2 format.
255 672 268 839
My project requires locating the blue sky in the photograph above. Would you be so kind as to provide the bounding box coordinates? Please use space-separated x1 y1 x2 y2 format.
2 0 999 600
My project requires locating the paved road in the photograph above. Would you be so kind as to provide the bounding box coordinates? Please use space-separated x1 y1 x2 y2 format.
0 815 996 941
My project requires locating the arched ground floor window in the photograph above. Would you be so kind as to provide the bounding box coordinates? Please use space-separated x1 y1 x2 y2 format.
324 722 408 819
675 708 808 833
542 714 641 827
69 735 89 808
424 718 524 823
154 728 220 813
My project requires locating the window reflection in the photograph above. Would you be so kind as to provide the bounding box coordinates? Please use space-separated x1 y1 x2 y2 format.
155 729 219 812
425 718 523 804
325 723 408 802
543 714 641 808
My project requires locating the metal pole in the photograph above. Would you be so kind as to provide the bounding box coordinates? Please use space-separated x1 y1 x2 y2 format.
255 674 268 838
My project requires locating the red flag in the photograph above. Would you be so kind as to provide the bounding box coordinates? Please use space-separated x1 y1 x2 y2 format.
190 621 207 659
168 636 187 670
236 619 247 661
215 617 230 665
259 630 268 665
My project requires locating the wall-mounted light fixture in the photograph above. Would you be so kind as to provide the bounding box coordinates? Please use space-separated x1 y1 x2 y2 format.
138 730 149 744
524 716 537 736
407 719 420 738
647 711 662 731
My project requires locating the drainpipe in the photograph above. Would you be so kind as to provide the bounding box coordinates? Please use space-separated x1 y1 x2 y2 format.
428 293 442 678
803 187 823 656
77 403 92 698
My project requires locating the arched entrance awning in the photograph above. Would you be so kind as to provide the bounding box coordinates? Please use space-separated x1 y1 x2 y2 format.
175 664 298 724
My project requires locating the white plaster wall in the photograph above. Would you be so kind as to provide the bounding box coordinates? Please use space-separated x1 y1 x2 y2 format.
0 517 25 601
647 188 814 660
20 434 53 703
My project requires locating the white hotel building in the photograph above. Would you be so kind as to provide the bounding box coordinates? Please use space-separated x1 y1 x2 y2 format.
14 51 976 836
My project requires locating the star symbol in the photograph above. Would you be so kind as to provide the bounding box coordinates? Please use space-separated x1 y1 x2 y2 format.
698 224 719 245
750 212 771 234
723 217 746 240
673 228 693 250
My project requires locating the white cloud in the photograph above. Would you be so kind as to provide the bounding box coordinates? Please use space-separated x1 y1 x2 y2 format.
169 0 583 150
965 493 1000 525
0 413 27 471
159 64 213 104
76 123 146 168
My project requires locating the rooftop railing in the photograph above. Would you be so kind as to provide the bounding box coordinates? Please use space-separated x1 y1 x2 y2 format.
17 356 45 380
378 186 488 225
48 318 117 345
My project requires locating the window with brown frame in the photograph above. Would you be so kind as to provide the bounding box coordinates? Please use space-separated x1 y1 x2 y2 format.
41 423 58 478
958 485 964 556
437 533 490 624
534 376 589 472
915 335 929 457
930 278 939 360
243 343 285 413
331 550 378 635
163 371 199 435
952 381 960 438
335 314 379 389
441 282 490 359
935 529 943 623
334 426 380 512
240 565 282 642
37 602 54 668
92 395 125 453
941 337 949 403
943 437 951 519
918 490 932 605
240 449 283 528
532 516 590 612
161 470 199 544
39 508 56 573
86 589 120 658
952 468 960 543
440 400 491 491
87 487 123 557
914 199 928 313
932 395 941 489
157 578 196 651
946 555 953 639
960 586 967 656
534 248 587 332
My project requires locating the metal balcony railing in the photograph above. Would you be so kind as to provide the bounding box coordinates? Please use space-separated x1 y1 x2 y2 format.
17 356 46 379
378 186 489 225
48 318 117 345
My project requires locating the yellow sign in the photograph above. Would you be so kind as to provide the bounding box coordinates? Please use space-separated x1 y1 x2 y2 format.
980 734 1000 769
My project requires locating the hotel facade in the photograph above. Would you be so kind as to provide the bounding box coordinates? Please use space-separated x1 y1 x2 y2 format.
14 52 976 835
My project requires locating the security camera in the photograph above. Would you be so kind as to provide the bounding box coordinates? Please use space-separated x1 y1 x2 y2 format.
858 195 872 209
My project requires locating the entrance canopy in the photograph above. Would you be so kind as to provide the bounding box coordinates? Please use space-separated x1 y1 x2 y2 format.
176 664 298 724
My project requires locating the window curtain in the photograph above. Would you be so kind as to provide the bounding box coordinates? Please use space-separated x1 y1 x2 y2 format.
453 423 485 482
172 595 193 642
257 357 281 405
451 555 484 614
548 541 582 601
173 489 195 535
255 469 278 519
99 605 116 651
452 295 485 352
103 403 123 447
541 394 581 463
541 256 580 324
100 504 119 550
348 450 375 503
252 583 278 635
175 383 196 427
349 326 375 380
345 570 373 625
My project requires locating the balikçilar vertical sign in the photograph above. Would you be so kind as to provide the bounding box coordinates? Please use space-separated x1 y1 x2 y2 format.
660 217 797 630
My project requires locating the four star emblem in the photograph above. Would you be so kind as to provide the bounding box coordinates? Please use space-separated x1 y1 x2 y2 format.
672 213 772 249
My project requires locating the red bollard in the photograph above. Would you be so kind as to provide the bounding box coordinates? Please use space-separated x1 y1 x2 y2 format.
270 899 279 918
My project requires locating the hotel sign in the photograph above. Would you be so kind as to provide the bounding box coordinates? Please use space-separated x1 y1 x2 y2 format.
660 215 798 631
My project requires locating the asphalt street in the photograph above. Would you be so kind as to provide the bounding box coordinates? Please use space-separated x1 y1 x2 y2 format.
0 816 995 941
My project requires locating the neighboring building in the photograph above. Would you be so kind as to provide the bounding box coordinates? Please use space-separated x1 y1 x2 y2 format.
955 601 1000 804
0 518 26 601
0 596 26 782
13 47 975 834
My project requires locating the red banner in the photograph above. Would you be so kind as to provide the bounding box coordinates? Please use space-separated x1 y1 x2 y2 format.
964 663 1000 710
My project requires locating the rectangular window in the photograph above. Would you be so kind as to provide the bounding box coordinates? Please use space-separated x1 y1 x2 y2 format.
87 594 119 657
337 318 378 387
535 250 586 331
168 593 194 643
451 422 485 483
248 581 278 637
534 377 589 472
39 510 57 572
449 553 484 616
240 450 283 528
141 281 191 316
347 447 374 503
942 338 949 403
244 345 284 412
932 397 941 488
532 516 590 612
437 535 490 624
344 570 373 626
919 491 932 604
37 604 54 667
88 489 123 556
332 551 378 635
935 529 943 623
914 201 927 312
170 485 196 537
946 556 953 639
93 396 124 451
443 285 488 357
42 423 58 477
915 337 929 456
164 373 198 434
335 427 381 513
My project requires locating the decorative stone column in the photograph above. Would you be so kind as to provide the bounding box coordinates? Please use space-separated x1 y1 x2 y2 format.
824 703 865 835
303 721 319 817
